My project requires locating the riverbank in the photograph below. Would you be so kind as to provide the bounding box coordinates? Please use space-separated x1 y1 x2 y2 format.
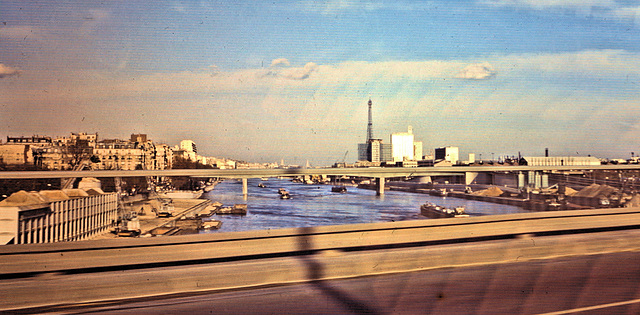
91 198 214 239
358 181 593 211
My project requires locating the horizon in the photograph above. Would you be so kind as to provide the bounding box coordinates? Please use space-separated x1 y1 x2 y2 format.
1 1 639 166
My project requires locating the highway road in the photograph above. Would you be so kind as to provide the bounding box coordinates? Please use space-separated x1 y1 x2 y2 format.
4 229 640 314
48 250 640 315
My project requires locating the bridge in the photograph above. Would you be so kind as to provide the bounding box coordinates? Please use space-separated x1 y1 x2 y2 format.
1 207 640 313
2 164 640 196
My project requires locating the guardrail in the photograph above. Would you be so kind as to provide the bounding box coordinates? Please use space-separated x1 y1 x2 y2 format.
3 208 640 312
2 207 640 277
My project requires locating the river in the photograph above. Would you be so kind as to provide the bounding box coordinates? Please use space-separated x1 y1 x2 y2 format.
201 178 527 233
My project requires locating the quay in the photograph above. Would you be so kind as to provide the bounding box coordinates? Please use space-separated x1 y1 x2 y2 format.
0 188 226 244
93 198 215 239
361 179 631 211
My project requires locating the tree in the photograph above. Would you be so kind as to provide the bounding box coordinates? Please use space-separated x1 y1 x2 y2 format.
66 139 93 168
170 156 213 190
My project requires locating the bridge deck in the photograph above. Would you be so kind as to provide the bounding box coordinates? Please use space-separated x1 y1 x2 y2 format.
2 164 640 179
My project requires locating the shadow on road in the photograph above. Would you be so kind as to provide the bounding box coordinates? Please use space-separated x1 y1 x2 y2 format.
296 226 383 315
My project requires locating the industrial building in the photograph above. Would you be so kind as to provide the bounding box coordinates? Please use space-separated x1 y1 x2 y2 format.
391 126 423 162
522 156 601 166
435 146 459 164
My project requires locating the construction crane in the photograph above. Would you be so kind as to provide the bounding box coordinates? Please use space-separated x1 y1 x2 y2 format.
341 150 349 164
333 151 349 168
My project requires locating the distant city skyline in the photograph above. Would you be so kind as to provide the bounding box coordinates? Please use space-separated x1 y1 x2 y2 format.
1 1 639 166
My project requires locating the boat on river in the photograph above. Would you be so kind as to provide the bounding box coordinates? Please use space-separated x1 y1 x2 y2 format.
331 186 347 193
420 202 468 218
216 204 247 215
203 181 219 192
428 188 449 197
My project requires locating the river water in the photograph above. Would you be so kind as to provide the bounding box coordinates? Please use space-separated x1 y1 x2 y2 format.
201 178 527 234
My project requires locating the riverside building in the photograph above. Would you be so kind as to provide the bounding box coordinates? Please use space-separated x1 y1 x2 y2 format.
0 189 118 245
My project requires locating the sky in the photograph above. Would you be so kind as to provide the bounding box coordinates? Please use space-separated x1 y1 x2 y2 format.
1 0 639 166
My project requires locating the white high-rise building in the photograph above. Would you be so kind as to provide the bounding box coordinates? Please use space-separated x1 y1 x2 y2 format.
435 146 459 164
180 140 197 153
414 141 423 161
391 126 423 162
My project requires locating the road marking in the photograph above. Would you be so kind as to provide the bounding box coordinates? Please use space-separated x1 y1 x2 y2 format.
537 298 640 314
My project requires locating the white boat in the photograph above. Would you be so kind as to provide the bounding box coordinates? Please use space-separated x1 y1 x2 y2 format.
203 181 218 192
158 190 203 199
420 202 468 218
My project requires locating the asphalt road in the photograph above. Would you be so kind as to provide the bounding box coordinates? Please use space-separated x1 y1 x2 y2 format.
46 250 640 315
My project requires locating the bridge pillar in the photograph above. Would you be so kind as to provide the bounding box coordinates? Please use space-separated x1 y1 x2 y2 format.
534 172 542 189
517 172 525 189
528 171 535 187
376 177 385 196
242 178 248 197
465 172 478 185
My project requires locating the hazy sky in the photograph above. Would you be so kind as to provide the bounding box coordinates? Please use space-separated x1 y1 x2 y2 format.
1 0 639 166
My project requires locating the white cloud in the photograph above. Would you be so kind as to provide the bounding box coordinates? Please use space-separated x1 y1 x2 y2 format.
282 62 318 80
495 49 640 76
480 0 640 23
299 0 420 15
456 62 496 80
256 61 318 80
613 6 640 22
270 58 291 67
480 0 616 9
0 64 21 78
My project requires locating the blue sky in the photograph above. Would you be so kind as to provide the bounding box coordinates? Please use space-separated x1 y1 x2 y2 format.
1 0 639 165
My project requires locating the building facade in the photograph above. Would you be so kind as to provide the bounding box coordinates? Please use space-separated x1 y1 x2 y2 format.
390 126 423 162
435 146 459 164
523 156 601 166
0 144 34 165
391 126 415 162
358 139 392 163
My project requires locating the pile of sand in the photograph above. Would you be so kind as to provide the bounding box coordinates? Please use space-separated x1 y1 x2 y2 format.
472 186 504 197
563 187 578 196
39 190 70 202
0 190 50 207
63 189 90 198
625 194 640 207
573 184 618 198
